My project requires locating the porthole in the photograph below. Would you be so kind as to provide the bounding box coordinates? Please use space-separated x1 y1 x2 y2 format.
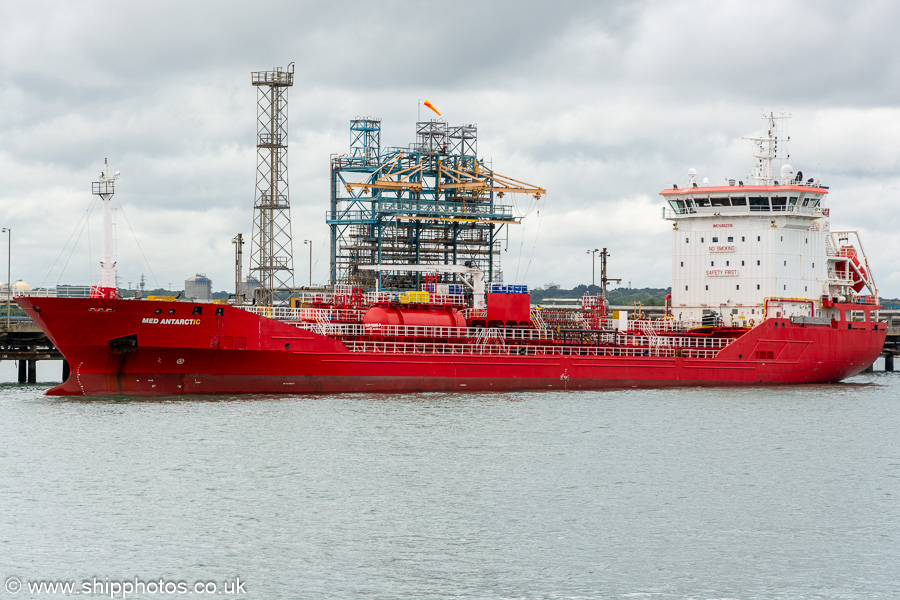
284 343 291 350
154 308 162 315
168 309 176 315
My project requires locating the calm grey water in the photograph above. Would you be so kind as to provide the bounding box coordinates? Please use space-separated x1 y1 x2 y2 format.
1 360 898 599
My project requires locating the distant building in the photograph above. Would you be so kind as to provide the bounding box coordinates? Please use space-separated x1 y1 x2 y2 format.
11 280 30 296
241 276 259 300
185 273 212 301
55 285 91 298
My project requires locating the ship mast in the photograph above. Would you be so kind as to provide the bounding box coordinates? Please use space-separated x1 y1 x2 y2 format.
90 158 119 299
743 111 791 185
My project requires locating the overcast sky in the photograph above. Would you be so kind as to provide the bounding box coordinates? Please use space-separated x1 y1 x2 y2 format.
3 0 900 297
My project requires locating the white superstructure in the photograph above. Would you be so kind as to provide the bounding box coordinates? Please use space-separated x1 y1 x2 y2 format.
661 113 877 324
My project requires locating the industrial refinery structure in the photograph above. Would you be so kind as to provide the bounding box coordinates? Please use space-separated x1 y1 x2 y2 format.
327 117 545 291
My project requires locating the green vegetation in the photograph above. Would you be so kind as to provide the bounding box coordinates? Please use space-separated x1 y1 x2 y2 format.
528 285 670 306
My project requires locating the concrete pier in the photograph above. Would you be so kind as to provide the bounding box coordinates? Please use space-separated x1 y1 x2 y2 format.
2 323 65 383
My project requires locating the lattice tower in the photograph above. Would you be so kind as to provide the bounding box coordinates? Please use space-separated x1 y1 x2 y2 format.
250 63 295 305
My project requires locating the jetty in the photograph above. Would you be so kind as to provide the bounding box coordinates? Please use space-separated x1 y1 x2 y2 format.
0 320 64 382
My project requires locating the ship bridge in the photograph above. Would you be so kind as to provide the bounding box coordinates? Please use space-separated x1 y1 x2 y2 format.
660 182 829 220
661 112 877 324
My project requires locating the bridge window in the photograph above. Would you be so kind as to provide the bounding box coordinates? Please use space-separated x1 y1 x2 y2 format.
732 197 747 206
772 196 787 210
749 197 770 211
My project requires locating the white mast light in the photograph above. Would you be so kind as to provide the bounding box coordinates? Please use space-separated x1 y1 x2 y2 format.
90 158 120 299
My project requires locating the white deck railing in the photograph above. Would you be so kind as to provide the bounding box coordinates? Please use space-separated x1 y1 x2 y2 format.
342 340 724 359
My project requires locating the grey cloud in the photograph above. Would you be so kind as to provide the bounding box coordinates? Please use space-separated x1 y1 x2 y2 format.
2 0 900 295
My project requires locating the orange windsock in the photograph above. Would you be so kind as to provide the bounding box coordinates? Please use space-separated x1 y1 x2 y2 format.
424 100 441 116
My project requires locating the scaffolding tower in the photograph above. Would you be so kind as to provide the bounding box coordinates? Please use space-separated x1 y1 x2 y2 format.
328 117 544 290
249 63 295 305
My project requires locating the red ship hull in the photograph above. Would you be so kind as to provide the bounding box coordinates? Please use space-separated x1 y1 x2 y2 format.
17 297 886 396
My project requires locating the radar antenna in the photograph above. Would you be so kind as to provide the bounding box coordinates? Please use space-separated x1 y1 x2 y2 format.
743 110 791 185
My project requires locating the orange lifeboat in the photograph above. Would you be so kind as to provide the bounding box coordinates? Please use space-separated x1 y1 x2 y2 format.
837 246 868 293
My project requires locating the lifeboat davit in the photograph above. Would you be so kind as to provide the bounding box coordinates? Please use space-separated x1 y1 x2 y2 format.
837 246 868 293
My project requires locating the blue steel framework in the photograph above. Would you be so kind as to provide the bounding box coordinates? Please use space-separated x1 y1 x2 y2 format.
328 118 544 290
